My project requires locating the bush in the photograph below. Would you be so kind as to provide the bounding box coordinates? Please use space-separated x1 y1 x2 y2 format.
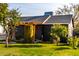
68 36 79 49
50 34 60 45
51 24 68 43
74 23 79 35
51 24 68 38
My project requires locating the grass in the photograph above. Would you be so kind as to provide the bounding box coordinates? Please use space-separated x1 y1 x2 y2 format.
0 43 79 56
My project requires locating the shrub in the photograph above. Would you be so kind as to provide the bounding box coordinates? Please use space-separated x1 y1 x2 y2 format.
74 22 79 35
68 36 79 49
50 33 60 45
51 24 68 43
51 24 68 38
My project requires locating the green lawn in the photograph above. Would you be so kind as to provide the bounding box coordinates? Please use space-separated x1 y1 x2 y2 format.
0 43 79 56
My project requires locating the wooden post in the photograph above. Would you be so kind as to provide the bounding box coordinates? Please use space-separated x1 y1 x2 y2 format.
32 25 35 43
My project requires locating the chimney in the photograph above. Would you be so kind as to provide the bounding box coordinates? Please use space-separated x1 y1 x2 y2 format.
44 11 53 16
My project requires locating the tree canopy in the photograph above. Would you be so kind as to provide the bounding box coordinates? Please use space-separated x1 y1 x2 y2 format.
0 3 21 47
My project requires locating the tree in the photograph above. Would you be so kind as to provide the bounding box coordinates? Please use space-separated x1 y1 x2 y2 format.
55 4 79 48
51 24 68 38
0 3 9 47
0 3 21 47
8 8 21 42
55 4 79 28
55 5 72 15
51 24 68 44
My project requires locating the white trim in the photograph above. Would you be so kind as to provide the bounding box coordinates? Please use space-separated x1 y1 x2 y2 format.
42 23 69 24
42 15 51 24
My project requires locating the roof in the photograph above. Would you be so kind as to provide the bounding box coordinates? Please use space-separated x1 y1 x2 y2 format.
20 14 72 24
20 15 49 24
44 15 72 24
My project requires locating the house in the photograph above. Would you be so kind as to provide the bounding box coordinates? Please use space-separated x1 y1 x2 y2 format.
15 12 73 43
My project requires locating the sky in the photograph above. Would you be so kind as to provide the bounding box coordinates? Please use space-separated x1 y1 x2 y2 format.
1 0 79 3
7 0 79 16
8 3 72 16
8 3 63 16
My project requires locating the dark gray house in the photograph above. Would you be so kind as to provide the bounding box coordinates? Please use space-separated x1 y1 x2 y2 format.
15 12 73 43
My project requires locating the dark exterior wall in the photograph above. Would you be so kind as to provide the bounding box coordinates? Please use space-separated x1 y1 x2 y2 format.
15 25 34 43
35 25 42 40
42 25 51 41
15 25 25 39
35 25 51 42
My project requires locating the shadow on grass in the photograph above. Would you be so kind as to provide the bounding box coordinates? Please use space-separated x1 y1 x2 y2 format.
55 47 70 50
8 44 43 48
58 43 68 46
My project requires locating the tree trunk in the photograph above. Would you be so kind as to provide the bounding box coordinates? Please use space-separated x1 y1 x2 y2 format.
5 36 9 47
4 26 12 47
5 31 9 47
5 30 12 47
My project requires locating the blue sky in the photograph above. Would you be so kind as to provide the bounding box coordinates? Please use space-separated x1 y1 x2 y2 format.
8 3 68 16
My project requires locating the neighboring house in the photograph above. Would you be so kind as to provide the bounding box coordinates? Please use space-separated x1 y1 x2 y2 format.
15 12 73 43
0 34 6 40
